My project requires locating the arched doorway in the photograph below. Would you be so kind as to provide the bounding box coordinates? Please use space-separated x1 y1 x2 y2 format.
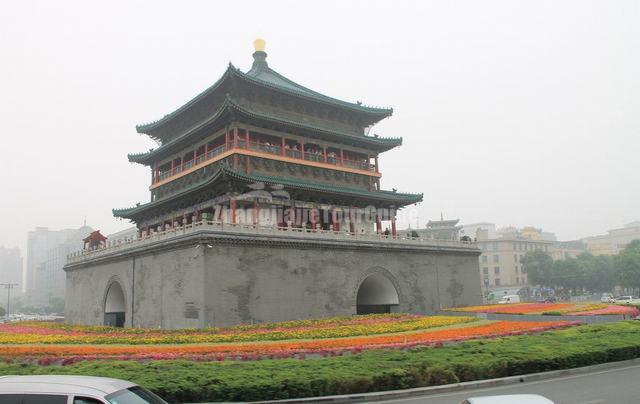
356 273 400 314
104 281 126 327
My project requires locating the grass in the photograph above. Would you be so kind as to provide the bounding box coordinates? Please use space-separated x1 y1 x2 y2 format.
1 321 639 402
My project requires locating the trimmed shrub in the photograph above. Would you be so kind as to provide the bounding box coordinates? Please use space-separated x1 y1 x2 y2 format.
1 322 640 402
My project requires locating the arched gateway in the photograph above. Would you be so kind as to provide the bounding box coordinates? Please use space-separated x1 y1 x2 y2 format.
104 281 126 327
356 273 400 314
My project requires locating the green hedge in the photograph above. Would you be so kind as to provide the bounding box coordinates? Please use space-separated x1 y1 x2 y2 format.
2 321 640 402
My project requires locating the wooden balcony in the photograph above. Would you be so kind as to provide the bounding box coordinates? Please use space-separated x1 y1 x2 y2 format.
151 141 380 189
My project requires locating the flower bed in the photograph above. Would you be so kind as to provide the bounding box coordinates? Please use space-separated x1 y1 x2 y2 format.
0 321 636 403
0 320 577 364
447 302 640 316
445 303 574 315
0 315 477 345
566 305 639 317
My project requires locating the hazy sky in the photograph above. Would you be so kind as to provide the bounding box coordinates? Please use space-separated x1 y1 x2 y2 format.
0 0 638 253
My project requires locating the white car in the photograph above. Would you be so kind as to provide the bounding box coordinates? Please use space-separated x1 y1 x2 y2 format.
613 295 636 304
601 293 614 303
0 375 167 403
497 295 521 304
461 394 554 403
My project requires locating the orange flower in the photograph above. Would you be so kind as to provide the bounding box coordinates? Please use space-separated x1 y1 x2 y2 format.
448 303 574 315
0 321 577 363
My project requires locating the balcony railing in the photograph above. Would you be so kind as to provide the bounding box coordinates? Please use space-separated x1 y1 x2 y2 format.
303 152 323 163
154 141 377 185
248 141 281 155
343 159 374 171
67 220 478 264
285 149 302 159
206 144 227 160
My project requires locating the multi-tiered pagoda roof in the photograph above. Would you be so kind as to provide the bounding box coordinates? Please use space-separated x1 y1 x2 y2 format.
115 40 422 228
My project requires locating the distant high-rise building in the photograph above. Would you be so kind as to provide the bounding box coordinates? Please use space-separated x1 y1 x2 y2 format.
476 227 554 289
583 222 640 256
470 224 576 290
0 247 23 306
26 225 92 305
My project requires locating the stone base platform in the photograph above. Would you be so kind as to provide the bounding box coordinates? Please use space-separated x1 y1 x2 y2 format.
64 222 482 328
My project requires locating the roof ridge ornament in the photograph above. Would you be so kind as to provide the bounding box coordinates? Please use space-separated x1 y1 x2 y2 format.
254 38 266 52
251 38 268 71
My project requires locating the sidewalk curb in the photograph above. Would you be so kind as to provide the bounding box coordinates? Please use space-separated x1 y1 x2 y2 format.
250 358 640 403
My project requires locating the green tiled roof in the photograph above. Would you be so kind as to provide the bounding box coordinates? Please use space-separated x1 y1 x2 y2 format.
242 51 392 115
225 168 422 204
128 96 402 165
136 52 392 134
113 165 422 219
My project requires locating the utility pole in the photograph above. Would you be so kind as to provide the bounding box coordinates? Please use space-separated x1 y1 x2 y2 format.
0 283 18 319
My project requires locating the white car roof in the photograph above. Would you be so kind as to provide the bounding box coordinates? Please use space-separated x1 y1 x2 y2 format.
0 375 136 396
466 394 554 404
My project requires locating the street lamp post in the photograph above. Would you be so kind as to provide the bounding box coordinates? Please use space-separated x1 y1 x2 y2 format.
0 283 18 319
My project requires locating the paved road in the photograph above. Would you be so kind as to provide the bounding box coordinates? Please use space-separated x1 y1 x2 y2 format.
375 363 640 404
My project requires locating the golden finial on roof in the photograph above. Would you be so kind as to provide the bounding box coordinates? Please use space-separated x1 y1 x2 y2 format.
254 38 266 52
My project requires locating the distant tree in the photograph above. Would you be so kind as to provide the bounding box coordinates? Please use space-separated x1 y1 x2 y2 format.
460 235 472 242
543 253 615 293
582 254 616 292
0 307 5 317
552 258 583 292
522 250 554 287
615 240 640 291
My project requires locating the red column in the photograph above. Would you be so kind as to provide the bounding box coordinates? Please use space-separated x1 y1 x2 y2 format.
340 150 344 166
391 217 397 237
289 203 296 227
281 136 285 156
332 210 340 232
225 130 230 150
245 129 250 148
323 145 327 163
253 201 259 225
374 155 379 172
349 221 355 234
375 213 382 235
170 159 175 175
230 197 237 224
300 142 305 159
233 129 238 169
